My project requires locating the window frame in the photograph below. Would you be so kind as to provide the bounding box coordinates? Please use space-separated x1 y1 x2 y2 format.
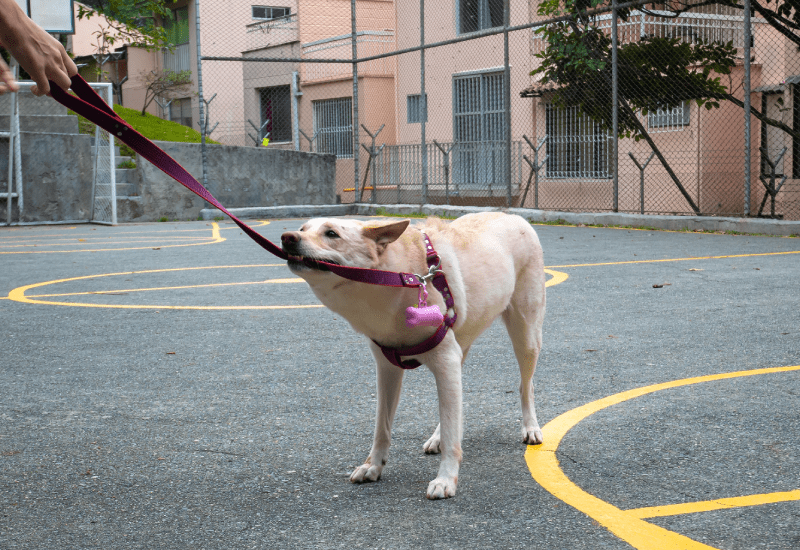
258 85 292 143
648 100 691 131
312 97 353 159
544 102 612 180
251 5 291 21
407 94 428 124
457 0 505 36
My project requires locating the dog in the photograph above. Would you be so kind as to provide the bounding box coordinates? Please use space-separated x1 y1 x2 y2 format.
280 212 545 499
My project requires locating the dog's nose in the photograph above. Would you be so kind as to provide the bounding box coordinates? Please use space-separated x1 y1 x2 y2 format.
281 231 301 247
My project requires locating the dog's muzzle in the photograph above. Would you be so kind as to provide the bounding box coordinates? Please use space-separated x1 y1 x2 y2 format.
280 232 338 271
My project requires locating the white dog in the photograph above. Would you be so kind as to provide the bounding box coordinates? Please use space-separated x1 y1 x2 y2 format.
281 212 545 499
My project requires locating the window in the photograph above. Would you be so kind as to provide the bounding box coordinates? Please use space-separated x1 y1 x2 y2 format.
252 6 290 20
458 0 504 34
164 7 189 45
259 85 292 142
761 93 786 176
407 94 427 124
170 98 192 128
313 98 353 158
545 104 611 179
648 101 690 131
452 71 506 185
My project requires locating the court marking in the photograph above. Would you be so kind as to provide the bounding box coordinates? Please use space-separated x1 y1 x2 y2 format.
0 221 273 254
525 365 800 550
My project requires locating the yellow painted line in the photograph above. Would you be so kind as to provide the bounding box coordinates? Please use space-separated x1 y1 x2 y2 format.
0 223 225 254
0 237 212 248
0 220 269 239
548 249 800 269
525 365 800 550
27 278 305 299
627 489 800 519
544 268 568 287
6 264 319 310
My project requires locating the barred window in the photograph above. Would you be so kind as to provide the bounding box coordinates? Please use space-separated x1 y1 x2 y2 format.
164 7 190 45
169 97 192 129
407 94 427 124
313 97 353 158
648 101 690 131
458 0 503 35
452 71 507 185
761 93 786 176
252 6 290 20
259 85 292 142
545 104 611 179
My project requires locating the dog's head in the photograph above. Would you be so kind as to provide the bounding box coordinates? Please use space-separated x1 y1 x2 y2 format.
281 218 410 275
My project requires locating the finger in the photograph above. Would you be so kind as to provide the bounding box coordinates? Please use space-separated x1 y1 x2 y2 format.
0 61 20 93
30 69 50 96
49 66 72 92
62 49 78 77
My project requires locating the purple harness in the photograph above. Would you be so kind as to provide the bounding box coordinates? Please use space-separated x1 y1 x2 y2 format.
51 75 457 369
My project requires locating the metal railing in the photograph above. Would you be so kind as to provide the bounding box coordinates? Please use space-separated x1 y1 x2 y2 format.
163 42 191 73
245 13 299 52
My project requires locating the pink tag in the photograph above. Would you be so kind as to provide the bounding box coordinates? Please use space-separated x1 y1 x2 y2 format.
405 305 444 327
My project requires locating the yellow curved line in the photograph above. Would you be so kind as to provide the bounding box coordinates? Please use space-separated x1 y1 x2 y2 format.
544 268 568 287
6 264 323 310
0 219 269 240
525 365 800 550
0 222 226 254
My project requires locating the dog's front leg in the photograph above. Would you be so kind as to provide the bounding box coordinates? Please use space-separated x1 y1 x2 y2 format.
350 344 405 484
425 341 464 500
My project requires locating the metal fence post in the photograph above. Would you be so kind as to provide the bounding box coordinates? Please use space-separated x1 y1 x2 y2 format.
351 0 361 202
611 0 619 212
503 0 512 207
194 0 209 198
420 0 428 205
743 0 752 216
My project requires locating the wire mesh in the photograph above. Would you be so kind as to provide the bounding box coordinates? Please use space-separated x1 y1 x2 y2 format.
189 0 799 219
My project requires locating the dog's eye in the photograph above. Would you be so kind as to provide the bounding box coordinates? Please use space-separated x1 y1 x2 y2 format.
325 230 340 239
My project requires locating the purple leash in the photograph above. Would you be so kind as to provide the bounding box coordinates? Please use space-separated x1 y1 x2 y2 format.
49 75 457 368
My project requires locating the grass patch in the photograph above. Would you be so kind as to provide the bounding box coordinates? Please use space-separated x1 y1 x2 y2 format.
373 207 457 220
70 104 219 157
117 159 136 169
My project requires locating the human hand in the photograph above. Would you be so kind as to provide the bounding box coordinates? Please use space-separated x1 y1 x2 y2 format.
0 54 20 94
0 0 78 96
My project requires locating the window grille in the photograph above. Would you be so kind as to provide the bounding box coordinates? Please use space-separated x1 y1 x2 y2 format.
452 71 506 185
252 6 291 20
458 0 504 34
545 104 611 179
407 94 427 124
313 97 353 158
258 85 292 142
169 97 193 129
648 101 690 132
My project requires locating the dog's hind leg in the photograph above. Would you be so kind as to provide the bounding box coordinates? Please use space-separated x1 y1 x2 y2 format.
501 273 545 446
350 345 405 484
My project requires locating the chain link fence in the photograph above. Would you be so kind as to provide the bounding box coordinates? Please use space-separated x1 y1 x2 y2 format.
187 0 799 219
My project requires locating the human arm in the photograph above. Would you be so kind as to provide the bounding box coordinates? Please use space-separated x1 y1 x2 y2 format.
0 0 78 95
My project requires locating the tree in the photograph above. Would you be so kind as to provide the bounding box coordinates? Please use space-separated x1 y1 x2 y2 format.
140 69 192 116
76 0 171 54
531 0 800 212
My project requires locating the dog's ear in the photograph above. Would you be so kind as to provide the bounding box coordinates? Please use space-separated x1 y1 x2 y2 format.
363 220 410 253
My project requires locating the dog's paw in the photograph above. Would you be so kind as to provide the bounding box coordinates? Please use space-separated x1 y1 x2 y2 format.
349 462 383 484
426 476 457 500
423 433 441 454
522 425 544 445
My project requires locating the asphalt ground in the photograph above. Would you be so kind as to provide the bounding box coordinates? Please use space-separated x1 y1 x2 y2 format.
1 217 799 550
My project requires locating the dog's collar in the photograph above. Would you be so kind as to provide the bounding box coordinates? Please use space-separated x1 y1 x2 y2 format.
373 234 457 369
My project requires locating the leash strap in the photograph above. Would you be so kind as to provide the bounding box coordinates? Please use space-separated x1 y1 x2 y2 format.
48 75 423 289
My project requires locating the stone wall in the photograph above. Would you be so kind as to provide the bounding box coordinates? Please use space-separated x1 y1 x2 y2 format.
119 141 337 222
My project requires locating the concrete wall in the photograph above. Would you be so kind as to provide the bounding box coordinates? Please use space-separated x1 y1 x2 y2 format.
119 141 336 222
0 133 94 224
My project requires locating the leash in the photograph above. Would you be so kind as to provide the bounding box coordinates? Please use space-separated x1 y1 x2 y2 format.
49 75 457 368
